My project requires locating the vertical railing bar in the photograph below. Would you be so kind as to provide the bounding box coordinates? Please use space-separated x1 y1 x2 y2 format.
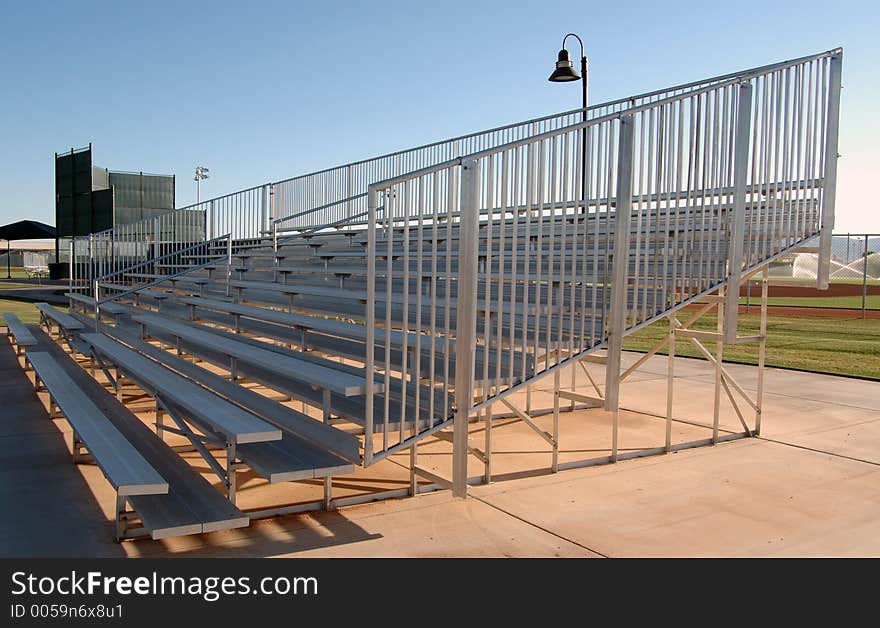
817 50 842 288
724 80 754 342
364 188 378 464
453 159 479 497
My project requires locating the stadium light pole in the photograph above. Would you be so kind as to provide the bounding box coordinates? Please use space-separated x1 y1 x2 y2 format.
195 166 210 204
549 33 588 213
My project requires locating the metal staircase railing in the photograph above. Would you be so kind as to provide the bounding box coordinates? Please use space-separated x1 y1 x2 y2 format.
68 51 839 299
361 49 842 493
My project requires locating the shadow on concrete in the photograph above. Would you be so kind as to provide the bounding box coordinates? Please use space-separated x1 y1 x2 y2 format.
124 508 382 557
0 338 125 557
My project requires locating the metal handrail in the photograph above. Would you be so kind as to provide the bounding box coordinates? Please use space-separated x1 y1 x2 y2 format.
360 48 841 483
271 48 839 190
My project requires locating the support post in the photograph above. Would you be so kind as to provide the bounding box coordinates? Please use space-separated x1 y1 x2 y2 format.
452 159 480 498
483 404 493 484
552 369 560 473
665 315 675 452
67 239 74 302
817 49 843 290
225 234 232 298
226 441 237 505
725 80 754 342
604 114 635 412
713 288 725 444
87 234 93 297
755 267 769 435
261 184 270 236
363 188 379 466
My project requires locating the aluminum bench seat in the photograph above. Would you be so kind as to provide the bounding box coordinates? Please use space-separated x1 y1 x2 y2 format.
34 302 84 332
169 296 534 380
80 333 282 445
26 351 169 497
137 311 455 418
131 312 375 397
93 323 361 465
65 292 128 316
179 295 415 349
3 313 36 353
123 315 451 431
30 327 248 540
78 333 350 497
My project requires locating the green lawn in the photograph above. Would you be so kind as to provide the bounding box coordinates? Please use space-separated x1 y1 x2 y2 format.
0 266 50 289
764 276 880 286
623 312 880 380
0 299 41 324
739 295 880 309
0 281 39 290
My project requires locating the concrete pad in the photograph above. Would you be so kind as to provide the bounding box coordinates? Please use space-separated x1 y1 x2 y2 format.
475 438 880 557
122 490 599 558
0 338 124 557
3 331 879 557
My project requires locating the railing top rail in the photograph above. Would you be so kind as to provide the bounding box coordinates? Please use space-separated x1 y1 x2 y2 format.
368 49 840 193
73 48 840 243
607 47 840 105
169 184 265 213
270 192 368 227
275 49 840 188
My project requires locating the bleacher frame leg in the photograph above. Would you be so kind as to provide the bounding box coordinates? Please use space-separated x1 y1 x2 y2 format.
71 428 85 464
115 495 127 543
226 442 237 505
322 388 333 509
483 403 493 485
155 398 164 441
665 315 675 453
409 444 419 496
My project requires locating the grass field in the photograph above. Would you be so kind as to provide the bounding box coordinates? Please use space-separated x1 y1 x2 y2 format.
624 312 880 380
0 299 41 324
0 266 51 289
764 276 880 286
739 295 880 309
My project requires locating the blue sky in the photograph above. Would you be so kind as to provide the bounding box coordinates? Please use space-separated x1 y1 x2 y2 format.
1 0 878 231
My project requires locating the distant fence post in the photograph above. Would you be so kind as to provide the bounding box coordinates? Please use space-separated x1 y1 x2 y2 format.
818 49 843 290
863 234 869 319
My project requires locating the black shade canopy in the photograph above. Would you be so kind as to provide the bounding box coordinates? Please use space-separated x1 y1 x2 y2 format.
0 220 56 241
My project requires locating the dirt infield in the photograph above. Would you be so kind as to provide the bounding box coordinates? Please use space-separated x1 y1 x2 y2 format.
738 305 880 319
741 283 880 297
682 302 879 319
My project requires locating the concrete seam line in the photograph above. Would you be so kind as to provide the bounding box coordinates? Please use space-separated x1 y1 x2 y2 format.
471 495 610 558
755 436 880 468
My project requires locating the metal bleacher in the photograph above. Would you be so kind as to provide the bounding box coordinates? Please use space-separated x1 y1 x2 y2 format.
1 49 842 540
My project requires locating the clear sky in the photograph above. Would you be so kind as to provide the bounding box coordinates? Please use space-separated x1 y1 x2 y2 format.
0 0 877 231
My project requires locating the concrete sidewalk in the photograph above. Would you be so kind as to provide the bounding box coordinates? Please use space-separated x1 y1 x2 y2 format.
1 339 878 557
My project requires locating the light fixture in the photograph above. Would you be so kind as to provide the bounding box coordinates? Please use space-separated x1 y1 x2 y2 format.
548 48 581 82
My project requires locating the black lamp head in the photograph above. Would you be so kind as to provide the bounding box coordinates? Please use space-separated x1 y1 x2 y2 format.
548 48 581 82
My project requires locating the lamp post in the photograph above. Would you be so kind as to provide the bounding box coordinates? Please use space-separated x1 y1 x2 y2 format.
194 166 210 204
549 33 588 213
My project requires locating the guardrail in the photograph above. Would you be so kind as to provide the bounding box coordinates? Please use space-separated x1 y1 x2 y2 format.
362 49 842 493
71 52 833 295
